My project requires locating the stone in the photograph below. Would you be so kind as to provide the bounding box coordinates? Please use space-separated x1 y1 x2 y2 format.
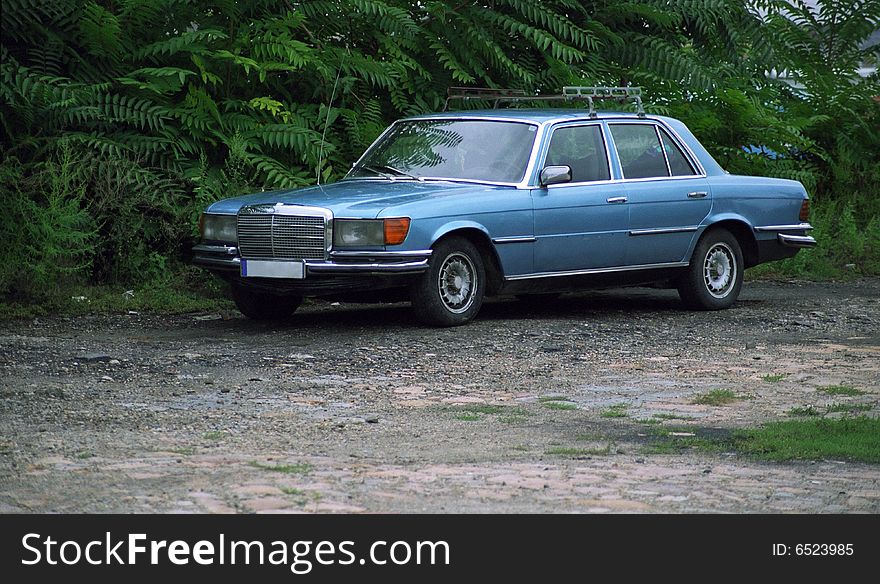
76 353 113 363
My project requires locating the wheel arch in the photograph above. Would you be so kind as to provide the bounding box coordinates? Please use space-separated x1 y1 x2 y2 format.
430 223 504 295
699 216 759 268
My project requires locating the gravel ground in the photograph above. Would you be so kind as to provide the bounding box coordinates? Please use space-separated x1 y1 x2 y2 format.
1 279 878 513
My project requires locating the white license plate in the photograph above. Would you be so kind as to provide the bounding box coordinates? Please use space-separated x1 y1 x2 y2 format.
241 259 305 279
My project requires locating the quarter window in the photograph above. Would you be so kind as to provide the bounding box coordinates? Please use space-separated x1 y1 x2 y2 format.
545 125 610 183
609 124 668 179
659 127 697 176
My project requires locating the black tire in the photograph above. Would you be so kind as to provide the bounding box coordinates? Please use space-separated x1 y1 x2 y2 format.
410 236 486 326
677 228 744 310
231 284 302 320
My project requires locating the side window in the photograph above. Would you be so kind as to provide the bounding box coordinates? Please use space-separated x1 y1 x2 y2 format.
609 124 668 179
659 127 697 176
545 125 611 183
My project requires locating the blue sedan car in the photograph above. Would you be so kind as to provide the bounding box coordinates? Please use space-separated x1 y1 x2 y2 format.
193 93 816 326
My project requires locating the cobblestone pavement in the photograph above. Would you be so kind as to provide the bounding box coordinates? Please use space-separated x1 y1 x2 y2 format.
1 279 878 513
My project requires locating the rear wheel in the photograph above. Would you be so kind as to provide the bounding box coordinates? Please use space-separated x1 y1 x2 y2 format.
231 284 302 320
410 236 485 326
677 229 743 310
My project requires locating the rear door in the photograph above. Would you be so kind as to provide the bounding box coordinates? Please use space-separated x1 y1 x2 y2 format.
532 122 629 272
608 122 711 265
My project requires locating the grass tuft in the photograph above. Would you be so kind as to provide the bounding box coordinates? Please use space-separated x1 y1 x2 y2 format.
249 461 312 474
455 413 481 421
787 406 821 417
600 403 629 418
826 403 872 414
731 417 880 463
761 374 786 383
545 444 613 457
817 385 865 397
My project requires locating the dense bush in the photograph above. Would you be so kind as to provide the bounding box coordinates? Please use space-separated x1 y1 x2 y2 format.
1 0 878 304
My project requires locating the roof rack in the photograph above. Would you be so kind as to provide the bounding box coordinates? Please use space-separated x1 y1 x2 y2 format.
444 86 645 118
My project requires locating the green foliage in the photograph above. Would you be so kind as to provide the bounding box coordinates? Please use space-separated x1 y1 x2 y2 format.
1 0 879 306
0 143 97 298
730 417 880 463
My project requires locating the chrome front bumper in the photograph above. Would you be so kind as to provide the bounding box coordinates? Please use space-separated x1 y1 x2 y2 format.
192 244 431 275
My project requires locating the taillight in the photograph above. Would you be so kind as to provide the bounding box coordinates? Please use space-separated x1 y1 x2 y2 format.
384 218 411 245
799 199 810 222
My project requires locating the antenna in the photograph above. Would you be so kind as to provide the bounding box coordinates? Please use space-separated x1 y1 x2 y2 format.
316 53 346 185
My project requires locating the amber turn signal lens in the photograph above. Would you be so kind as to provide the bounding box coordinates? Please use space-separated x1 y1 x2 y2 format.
384 218 411 245
799 199 810 222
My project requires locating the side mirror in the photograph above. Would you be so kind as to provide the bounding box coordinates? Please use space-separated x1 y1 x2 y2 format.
540 165 572 187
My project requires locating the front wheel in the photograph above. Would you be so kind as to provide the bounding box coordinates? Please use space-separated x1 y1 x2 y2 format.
677 229 743 310
231 284 302 320
410 236 486 326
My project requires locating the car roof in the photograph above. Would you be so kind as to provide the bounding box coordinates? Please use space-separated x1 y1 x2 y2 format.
406 109 662 124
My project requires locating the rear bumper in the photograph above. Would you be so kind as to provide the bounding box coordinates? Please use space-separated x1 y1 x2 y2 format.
752 223 817 264
191 244 431 276
777 233 817 248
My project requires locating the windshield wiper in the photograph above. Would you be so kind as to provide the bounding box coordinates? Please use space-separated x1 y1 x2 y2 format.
357 164 423 181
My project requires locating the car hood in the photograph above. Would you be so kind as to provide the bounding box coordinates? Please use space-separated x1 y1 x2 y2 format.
205 179 504 218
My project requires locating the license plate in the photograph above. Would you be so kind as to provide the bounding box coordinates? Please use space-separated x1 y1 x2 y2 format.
241 259 305 279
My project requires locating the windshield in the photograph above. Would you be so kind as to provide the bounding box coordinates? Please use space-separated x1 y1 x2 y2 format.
348 119 538 183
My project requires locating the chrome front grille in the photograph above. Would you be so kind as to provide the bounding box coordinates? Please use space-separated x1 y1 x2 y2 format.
237 211 327 260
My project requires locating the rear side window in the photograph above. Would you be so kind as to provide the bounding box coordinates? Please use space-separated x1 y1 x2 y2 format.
659 127 697 176
545 125 611 183
609 124 668 179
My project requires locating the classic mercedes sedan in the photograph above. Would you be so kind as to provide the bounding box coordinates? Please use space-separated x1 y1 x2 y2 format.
193 91 816 326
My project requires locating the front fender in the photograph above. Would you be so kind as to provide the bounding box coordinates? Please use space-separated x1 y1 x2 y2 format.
429 220 492 245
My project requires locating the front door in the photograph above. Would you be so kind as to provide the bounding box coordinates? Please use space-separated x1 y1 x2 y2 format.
532 123 629 272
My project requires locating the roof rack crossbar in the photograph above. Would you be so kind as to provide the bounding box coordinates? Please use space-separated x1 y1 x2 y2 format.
444 86 645 117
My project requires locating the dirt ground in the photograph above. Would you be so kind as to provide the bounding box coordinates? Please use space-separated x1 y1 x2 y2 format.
1 279 878 513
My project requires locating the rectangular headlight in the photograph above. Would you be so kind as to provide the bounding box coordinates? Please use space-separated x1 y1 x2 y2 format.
201 214 237 242
333 219 385 247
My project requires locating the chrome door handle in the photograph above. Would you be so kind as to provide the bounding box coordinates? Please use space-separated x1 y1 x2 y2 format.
606 196 628 204
687 191 708 198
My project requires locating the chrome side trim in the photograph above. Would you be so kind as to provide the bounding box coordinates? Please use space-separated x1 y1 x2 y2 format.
492 236 538 244
305 259 429 274
754 223 813 232
505 261 689 281
330 250 433 259
778 234 817 248
192 244 238 255
629 226 699 236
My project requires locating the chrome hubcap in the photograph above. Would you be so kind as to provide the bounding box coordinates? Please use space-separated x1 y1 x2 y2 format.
703 243 736 298
438 252 476 313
